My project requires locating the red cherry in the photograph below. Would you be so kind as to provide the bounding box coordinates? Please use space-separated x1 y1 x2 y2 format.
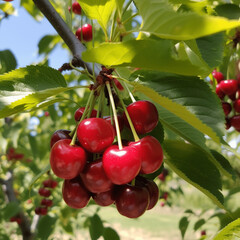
103 114 124 135
158 168 169 181
44 111 50 117
115 184 150 218
160 202 165 207
35 207 48 215
234 99 240 113
113 78 124 91
62 177 91 209
50 129 71 148
124 100 159 134
38 188 51 197
201 230 207 236
136 176 159 210
3 0 13 2
222 102 232 116
76 24 93 42
102 145 142 185
10 217 22 224
129 136 163 174
41 199 53 207
161 192 168 200
219 80 238 96
225 118 231 130
92 189 115 206
77 118 115 153
50 139 87 179
230 115 240 130
216 84 225 100
43 179 58 189
80 159 113 193
212 70 224 83
74 107 97 122
71 1 81 15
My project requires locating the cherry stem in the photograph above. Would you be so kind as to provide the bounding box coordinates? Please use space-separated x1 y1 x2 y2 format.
112 82 140 142
70 90 94 145
131 178 136 186
97 86 105 118
106 81 123 150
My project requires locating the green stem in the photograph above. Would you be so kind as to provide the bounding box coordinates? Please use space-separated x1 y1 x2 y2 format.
110 10 117 41
122 0 133 16
122 12 138 26
106 82 123 150
131 178 135 186
112 81 139 142
91 19 96 81
87 93 97 118
97 86 105 118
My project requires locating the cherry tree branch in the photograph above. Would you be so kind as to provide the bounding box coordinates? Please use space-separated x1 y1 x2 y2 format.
32 0 100 76
0 171 34 240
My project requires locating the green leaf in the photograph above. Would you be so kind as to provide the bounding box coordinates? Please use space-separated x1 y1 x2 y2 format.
129 70 225 141
20 0 43 21
194 219 206 231
89 214 104 240
196 32 225 68
215 4 240 20
103 227 120 240
0 50 17 74
0 3 15 15
212 218 240 239
28 134 39 160
4 202 21 219
179 216 189 239
82 39 210 76
78 0 116 34
134 0 240 40
164 140 224 209
38 35 61 55
0 65 75 118
36 216 57 239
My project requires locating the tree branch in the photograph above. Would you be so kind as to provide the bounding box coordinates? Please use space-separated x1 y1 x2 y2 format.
32 0 100 77
1 171 34 240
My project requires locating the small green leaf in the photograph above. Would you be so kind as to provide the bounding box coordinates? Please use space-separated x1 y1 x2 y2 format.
89 214 104 240
194 219 206 231
212 218 240 239
103 227 120 240
179 216 189 239
28 134 39 160
36 216 57 239
38 35 61 55
215 4 240 20
135 0 240 40
20 0 43 21
164 140 224 209
0 50 17 74
4 202 21 219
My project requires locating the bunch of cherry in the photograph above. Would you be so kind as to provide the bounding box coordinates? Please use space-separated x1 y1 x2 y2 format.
49 68 164 218
35 178 57 216
213 70 240 131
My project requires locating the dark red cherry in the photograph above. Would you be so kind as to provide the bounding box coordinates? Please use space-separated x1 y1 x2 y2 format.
50 129 71 148
71 1 81 15
225 118 231 130
129 136 163 174
216 84 225 100
62 177 91 209
234 99 240 113
74 107 97 122
212 70 224 83
38 188 51 197
222 102 232 116
35 207 48 215
10 216 22 224
230 115 240 130
115 184 150 218
102 145 141 185
113 78 124 91
50 139 87 179
41 199 53 207
124 100 159 134
158 168 169 182
219 80 238 96
92 189 115 206
43 179 58 189
77 118 115 153
80 159 113 193
76 24 93 42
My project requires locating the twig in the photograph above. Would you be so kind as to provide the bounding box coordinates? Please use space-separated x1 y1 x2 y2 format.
32 0 100 77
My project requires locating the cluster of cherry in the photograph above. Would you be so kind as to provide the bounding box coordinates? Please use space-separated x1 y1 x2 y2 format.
35 178 57 216
213 70 240 131
50 76 163 218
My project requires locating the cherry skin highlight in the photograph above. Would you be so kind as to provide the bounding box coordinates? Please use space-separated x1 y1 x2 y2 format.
219 80 238 96
50 129 71 148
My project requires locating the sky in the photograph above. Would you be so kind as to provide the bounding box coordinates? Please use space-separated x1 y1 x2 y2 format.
0 1 69 69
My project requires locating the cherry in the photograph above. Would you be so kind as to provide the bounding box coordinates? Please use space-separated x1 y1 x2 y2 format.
222 102 232 116
38 188 51 197
158 168 169 182
62 177 91 209
50 129 71 148
230 115 240 130
41 199 53 207
74 107 97 122
219 80 238 96
225 118 231 130
113 78 124 91
44 111 50 117
115 184 150 218
136 176 159 210
3 0 13 2
43 179 58 189
35 207 48 215
212 70 224 83
10 216 22 224
76 24 93 42
103 114 124 135
201 230 207 236
77 118 115 153
102 145 142 185
71 1 81 15
124 100 159 134
161 192 168 200
129 136 163 174
92 189 115 206
50 139 87 179
216 84 225 100
80 159 114 193
234 99 240 113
